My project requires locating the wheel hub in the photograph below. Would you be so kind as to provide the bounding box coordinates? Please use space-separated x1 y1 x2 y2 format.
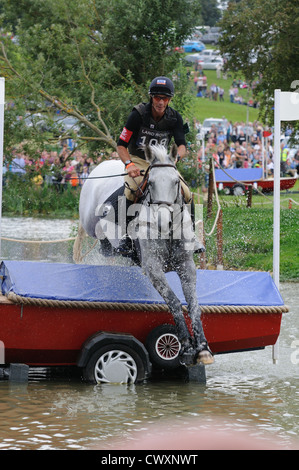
94 350 138 384
155 333 181 360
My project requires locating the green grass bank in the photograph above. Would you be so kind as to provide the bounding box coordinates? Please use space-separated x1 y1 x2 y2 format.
202 204 299 282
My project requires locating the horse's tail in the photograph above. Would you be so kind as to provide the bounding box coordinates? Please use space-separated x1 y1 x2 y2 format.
73 222 87 263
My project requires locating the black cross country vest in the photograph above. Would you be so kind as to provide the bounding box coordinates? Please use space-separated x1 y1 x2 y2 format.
128 102 178 159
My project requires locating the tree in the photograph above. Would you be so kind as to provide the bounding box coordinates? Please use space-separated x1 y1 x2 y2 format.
219 0 299 124
0 0 201 159
201 0 221 27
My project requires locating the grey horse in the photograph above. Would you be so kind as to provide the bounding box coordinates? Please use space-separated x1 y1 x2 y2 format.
132 144 214 366
74 144 214 366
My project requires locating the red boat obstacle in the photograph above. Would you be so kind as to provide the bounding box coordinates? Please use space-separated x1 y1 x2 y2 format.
0 261 288 384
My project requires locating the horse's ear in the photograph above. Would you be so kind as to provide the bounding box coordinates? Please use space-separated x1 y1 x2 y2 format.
169 143 178 163
144 145 155 164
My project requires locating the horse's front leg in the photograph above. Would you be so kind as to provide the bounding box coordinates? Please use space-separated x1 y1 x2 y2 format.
174 251 214 365
140 243 191 346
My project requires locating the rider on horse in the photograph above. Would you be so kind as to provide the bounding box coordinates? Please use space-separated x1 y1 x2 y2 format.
116 76 203 254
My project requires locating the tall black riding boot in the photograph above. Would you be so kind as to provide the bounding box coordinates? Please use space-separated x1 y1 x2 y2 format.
116 198 134 255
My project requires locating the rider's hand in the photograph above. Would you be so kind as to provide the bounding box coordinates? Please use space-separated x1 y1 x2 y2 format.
126 163 140 178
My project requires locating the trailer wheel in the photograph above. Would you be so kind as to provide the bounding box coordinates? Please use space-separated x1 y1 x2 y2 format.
232 184 245 196
82 344 145 384
146 324 181 369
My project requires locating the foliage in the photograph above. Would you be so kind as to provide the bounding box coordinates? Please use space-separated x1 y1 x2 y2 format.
0 0 201 161
218 0 299 125
2 173 80 217
201 0 221 27
177 154 202 188
99 0 201 83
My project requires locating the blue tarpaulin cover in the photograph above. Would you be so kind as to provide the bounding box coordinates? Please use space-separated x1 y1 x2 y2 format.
215 168 263 183
0 260 284 307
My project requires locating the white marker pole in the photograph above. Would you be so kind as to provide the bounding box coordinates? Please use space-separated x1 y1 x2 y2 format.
0 78 5 259
272 89 281 364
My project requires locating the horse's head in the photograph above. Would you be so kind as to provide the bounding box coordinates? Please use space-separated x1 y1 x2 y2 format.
144 144 181 205
144 144 182 236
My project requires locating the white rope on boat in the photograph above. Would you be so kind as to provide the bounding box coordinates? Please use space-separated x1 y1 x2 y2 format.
5 291 290 314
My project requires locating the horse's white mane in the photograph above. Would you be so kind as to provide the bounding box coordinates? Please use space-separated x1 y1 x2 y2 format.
145 143 177 164
150 144 169 163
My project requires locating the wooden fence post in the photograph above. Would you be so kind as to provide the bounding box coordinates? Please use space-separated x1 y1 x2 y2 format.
207 157 213 219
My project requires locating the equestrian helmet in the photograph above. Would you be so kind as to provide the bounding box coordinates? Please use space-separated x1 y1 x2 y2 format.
148 76 174 97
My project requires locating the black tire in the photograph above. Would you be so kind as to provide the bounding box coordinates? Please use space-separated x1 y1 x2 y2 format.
223 186 231 196
146 324 181 370
82 343 146 384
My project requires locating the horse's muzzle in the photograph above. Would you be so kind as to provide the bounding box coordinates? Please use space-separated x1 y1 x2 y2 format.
151 201 174 211
155 204 174 236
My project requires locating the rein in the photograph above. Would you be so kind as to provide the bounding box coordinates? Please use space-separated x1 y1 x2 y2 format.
83 172 127 179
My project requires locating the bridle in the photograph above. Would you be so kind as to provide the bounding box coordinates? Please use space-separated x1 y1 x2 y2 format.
133 162 184 207
148 162 181 206
129 160 189 243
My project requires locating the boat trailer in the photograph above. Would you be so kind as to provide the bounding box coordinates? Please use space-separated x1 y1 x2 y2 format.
0 261 288 384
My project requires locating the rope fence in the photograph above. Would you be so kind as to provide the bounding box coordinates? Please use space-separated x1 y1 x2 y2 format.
1 236 76 243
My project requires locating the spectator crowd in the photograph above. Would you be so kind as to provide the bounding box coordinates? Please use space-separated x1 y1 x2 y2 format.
3 143 119 190
3 119 299 192
194 119 299 178
191 63 260 109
